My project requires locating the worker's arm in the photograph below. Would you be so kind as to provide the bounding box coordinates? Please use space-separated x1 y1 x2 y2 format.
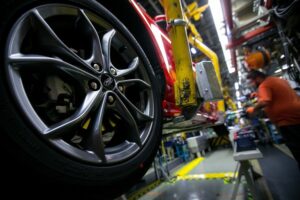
246 100 270 117
253 100 269 111
247 85 271 117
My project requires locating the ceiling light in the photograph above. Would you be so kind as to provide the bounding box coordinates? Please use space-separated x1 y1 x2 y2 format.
191 47 197 55
275 69 282 73
237 101 242 109
209 0 234 74
282 64 289 69
234 82 239 90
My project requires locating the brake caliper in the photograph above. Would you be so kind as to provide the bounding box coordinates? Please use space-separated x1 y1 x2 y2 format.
44 76 75 121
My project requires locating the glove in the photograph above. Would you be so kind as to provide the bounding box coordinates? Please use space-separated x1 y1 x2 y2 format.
246 107 255 114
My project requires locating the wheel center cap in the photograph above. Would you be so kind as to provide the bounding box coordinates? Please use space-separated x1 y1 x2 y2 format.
101 74 115 90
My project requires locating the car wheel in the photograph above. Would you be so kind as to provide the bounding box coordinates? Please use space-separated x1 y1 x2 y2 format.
0 0 162 197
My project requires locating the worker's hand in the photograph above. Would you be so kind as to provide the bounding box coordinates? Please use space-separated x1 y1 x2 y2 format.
246 107 254 114
250 92 257 99
246 106 255 117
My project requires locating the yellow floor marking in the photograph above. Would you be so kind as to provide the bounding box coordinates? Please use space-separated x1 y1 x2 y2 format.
175 157 204 177
176 172 236 181
127 180 162 200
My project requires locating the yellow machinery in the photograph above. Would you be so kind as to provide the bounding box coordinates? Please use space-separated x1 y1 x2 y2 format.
162 0 197 107
162 1 237 149
185 2 225 112
223 86 237 111
162 0 225 112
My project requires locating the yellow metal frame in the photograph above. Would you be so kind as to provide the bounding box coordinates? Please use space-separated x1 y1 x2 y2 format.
186 3 209 21
188 35 222 87
223 86 237 111
188 31 225 112
161 1 226 112
184 4 222 89
162 0 197 107
185 4 225 112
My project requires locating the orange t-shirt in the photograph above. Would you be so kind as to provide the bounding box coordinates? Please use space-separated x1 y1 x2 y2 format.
258 77 300 126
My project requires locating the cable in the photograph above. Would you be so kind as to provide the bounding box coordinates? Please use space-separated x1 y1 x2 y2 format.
274 0 299 19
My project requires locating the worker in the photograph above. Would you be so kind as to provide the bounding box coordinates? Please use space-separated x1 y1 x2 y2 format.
246 70 300 168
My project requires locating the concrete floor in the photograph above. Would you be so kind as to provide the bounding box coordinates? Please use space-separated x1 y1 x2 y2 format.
128 144 300 200
189 148 237 174
136 148 259 200
258 145 300 200
139 179 246 200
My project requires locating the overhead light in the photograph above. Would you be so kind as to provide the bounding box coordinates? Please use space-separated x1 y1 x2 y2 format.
234 82 239 90
282 64 289 69
209 0 234 74
228 63 236 73
238 70 242 78
275 69 282 73
191 47 197 55
280 54 285 59
237 101 242 109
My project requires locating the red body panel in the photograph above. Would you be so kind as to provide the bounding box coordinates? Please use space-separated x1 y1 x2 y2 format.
129 0 181 117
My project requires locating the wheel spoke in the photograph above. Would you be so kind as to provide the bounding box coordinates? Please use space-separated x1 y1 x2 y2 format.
30 9 95 73
102 29 139 77
116 57 139 77
117 78 151 89
115 79 153 122
44 90 102 138
9 54 99 82
77 9 105 67
111 92 142 146
86 92 108 162
102 29 116 71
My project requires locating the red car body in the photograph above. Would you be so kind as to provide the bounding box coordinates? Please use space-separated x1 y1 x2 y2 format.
130 0 179 117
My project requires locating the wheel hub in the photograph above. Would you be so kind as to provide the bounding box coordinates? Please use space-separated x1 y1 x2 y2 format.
101 74 115 90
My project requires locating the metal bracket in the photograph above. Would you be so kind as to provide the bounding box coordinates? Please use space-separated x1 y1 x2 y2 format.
169 19 187 26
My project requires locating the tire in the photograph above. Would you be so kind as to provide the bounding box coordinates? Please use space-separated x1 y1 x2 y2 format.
0 0 162 198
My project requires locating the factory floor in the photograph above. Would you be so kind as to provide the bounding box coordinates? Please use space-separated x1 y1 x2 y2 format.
258 144 300 200
127 144 300 200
